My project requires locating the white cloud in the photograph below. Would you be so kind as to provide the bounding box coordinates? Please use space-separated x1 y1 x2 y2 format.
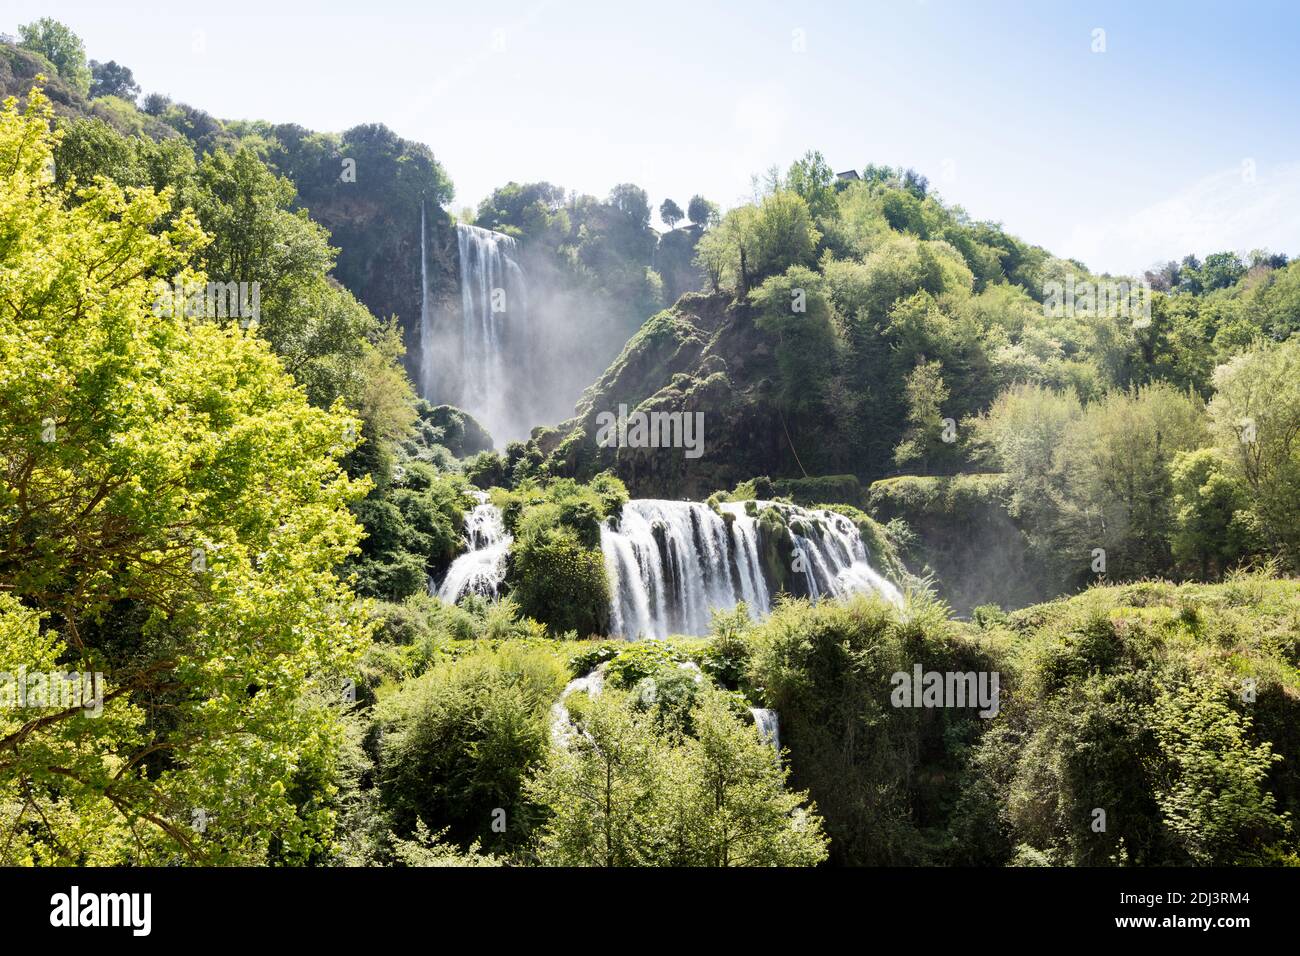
1062 161 1300 275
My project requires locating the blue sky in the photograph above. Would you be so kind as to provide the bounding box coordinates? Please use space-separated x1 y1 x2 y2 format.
9 0 1300 274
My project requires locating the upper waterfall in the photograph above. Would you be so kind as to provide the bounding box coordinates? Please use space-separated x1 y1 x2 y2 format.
418 215 530 446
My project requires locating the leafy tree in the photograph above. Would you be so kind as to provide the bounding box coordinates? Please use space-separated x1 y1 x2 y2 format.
1152 681 1289 865
749 594 991 864
1198 251 1246 292
970 383 1205 587
529 690 666 866
677 687 828 866
750 266 839 420
608 183 650 228
695 191 820 294
1209 338 1300 569
141 92 171 116
894 359 952 473
1169 448 1256 578
0 89 370 863
687 194 716 227
1052 384 1207 582
530 686 827 866
17 19 91 95
508 527 609 635
89 60 140 101
785 149 836 220
377 645 567 854
659 198 684 229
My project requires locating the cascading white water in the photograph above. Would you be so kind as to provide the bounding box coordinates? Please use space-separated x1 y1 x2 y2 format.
435 491 511 603
601 500 771 640
550 666 606 748
601 499 901 639
458 224 514 422
435 495 902 637
750 707 780 752
417 217 529 445
782 504 904 606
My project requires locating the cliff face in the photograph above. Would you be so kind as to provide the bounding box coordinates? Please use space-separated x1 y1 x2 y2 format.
867 474 1051 613
313 192 459 387
536 292 807 499
281 136 461 391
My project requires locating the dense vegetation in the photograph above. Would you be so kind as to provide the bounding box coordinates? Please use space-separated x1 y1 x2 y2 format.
4 21 1299 868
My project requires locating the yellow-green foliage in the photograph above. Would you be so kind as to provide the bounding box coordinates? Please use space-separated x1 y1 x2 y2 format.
528 685 828 866
0 88 371 864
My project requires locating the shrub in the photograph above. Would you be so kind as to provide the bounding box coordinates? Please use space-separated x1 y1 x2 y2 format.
376 645 568 854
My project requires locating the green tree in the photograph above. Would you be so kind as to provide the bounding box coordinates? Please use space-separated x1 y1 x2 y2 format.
687 194 717 227
0 89 370 864
695 191 820 294
1198 251 1246 292
785 149 836 220
529 691 667 866
659 197 684 229
1209 339 1300 569
678 688 828 866
608 183 650 228
17 19 91 95
89 60 140 101
750 266 839 419
894 359 952 473
1169 448 1256 578
1152 681 1289 865
531 687 827 866
377 646 566 854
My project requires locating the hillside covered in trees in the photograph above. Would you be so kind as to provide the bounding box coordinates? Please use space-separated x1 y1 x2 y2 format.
2 19 1299 870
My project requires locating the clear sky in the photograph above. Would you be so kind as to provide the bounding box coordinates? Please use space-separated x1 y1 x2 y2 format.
9 0 1299 274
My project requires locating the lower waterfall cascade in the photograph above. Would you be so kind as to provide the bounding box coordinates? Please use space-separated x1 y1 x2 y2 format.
434 490 511 603
750 707 781 752
433 497 903 638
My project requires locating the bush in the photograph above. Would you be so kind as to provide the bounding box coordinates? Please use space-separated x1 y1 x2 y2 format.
376 645 568 854
966 575 1300 865
748 594 997 864
507 527 609 636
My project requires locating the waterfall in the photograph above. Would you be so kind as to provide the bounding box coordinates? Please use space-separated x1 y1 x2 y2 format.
601 499 901 639
435 495 902 638
601 500 770 640
435 491 511 603
550 666 606 748
458 224 528 444
750 707 780 752
783 505 904 606
417 217 529 445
